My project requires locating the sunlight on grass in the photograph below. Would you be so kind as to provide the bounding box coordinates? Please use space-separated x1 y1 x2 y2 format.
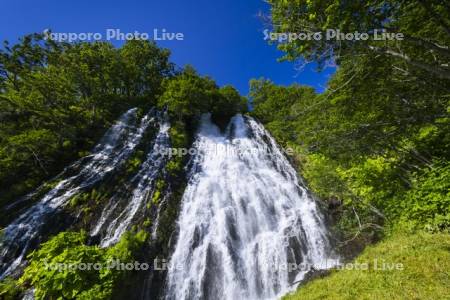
283 232 450 300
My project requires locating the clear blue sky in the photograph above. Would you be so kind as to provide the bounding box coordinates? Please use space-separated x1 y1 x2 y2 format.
0 0 335 95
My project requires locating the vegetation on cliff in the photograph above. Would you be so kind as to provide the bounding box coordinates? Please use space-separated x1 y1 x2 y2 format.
0 33 248 299
253 0 450 297
252 0 450 237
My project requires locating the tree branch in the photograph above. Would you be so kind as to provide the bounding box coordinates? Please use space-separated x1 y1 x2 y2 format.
368 46 450 80
402 35 450 59
417 0 450 37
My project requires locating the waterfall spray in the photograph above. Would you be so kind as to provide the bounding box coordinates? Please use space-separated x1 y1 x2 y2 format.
164 114 338 300
0 108 154 279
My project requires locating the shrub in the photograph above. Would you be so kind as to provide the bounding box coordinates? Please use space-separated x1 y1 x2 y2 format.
18 230 148 299
400 160 450 232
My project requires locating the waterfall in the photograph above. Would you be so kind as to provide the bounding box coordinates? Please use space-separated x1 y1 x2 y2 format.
164 114 338 300
1 108 339 299
0 108 154 279
92 112 171 247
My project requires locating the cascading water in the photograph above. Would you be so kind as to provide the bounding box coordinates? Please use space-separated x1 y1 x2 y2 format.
1 107 338 300
92 112 171 247
164 114 338 300
0 108 155 279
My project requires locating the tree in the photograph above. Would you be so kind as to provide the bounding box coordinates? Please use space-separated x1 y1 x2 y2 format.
268 0 450 80
158 66 247 124
0 34 174 211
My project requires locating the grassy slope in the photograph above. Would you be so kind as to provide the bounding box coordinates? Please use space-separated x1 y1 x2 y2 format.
283 232 450 300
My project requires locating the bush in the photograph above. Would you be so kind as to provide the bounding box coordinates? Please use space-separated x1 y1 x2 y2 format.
18 230 148 299
400 160 450 232
158 66 247 123
0 277 22 300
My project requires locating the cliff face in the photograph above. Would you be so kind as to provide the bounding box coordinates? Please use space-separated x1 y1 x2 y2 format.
1 108 341 300
0 108 184 298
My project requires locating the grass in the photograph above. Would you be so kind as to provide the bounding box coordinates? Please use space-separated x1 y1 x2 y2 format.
283 231 450 300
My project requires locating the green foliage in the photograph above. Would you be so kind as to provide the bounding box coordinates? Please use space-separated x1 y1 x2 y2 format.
0 277 22 300
0 34 173 210
265 0 450 173
158 66 247 123
250 74 449 236
69 189 107 208
250 78 315 124
213 85 248 126
18 230 147 300
142 218 152 228
290 150 387 234
337 157 404 212
152 179 165 205
158 66 216 120
301 153 347 200
249 78 317 146
269 0 450 80
166 160 183 174
152 190 161 204
217 85 248 115
19 231 108 300
255 0 450 237
0 34 247 217
0 129 59 205
166 121 189 177
400 160 450 232
283 231 450 300
118 40 173 98
124 150 145 175
169 121 189 149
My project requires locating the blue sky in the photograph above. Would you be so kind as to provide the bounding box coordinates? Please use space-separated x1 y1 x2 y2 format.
0 0 335 95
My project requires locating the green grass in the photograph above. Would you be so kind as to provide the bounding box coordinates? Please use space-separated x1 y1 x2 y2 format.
283 231 450 300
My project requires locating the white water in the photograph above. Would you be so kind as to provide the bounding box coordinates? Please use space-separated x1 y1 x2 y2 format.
165 114 338 300
92 112 171 247
0 108 155 279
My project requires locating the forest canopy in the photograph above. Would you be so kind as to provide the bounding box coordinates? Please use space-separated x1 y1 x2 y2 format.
249 0 450 235
0 34 247 213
